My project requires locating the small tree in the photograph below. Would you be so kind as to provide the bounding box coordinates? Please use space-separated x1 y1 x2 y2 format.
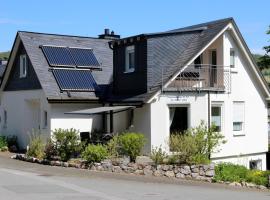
118 133 146 162
52 128 81 161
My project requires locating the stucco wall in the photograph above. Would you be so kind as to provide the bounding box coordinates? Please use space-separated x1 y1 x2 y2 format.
50 103 103 135
0 90 50 148
144 30 268 169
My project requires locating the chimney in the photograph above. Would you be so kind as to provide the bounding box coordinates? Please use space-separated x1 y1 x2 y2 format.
99 28 120 40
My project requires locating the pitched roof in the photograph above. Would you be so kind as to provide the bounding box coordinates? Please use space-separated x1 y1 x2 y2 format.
0 61 7 78
16 32 113 101
108 18 233 103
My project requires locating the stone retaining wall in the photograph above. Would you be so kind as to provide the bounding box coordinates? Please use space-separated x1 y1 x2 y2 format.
12 154 214 182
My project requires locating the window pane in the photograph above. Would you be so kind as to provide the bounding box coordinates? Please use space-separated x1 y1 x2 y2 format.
211 107 220 116
233 122 242 131
230 50 235 67
211 106 221 131
129 52 135 69
125 46 135 72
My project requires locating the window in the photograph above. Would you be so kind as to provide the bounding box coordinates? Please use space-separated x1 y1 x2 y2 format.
20 54 27 78
194 54 203 68
211 105 222 132
125 45 135 73
249 159 262 170
3 110 7 128
230 49 235 67
233 102 245 133
43 111 48 128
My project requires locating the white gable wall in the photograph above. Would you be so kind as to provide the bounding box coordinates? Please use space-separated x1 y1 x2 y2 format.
138 30 268 169
210 31 268 163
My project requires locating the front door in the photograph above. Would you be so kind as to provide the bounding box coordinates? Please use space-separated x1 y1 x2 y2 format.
209 50 217 87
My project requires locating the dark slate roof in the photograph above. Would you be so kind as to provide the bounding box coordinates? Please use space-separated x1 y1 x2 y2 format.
0 61 7 78
18 31 113 101
108 18 233 103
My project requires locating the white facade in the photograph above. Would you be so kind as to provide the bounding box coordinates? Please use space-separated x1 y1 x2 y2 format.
131 29 269 170
0 89 103 148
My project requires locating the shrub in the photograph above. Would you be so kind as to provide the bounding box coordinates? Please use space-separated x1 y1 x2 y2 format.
106 135 120 158
150 146 167 165
167 154 178 164
214 163 248 183
53 128 81 161
118 133 146 162
214 163 270 187
0 136 8 151
6 135 18 149
246 170 270 186
169 121 226 165
26 132 45 159
82 144 108 163
44 140 57 160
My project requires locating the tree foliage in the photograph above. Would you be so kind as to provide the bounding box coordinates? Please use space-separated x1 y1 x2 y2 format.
257 26 270 69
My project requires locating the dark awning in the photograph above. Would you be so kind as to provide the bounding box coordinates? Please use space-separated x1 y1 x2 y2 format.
65 106 135 115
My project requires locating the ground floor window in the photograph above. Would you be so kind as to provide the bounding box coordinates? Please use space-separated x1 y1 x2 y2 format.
169 106 188 133
249 159 262 170
211 105 222 132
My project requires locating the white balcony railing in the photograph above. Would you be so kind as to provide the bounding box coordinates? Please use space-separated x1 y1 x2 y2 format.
163 64 231 93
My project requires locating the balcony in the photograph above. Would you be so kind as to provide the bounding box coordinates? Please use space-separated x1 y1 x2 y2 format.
164 64 231 92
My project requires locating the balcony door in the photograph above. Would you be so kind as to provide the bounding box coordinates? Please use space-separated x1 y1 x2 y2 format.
209 49 217 87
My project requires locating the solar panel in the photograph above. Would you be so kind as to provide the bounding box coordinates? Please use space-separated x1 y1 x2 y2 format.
41 46 76 67
52 69 99 91
69 48 100 68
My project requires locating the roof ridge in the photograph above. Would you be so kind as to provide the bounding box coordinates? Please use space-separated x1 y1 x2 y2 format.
18 31 112 40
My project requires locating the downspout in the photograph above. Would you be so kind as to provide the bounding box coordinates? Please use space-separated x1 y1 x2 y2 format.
207 91 211 160
207 91 211 129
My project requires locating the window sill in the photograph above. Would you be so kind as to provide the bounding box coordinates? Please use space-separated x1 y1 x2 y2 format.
233 132 245 137
124 69 135 74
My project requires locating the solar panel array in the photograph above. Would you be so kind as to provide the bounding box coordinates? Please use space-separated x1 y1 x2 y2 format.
69 48 100 68
41 46 76 67
41 45 100 69
52 69 99 92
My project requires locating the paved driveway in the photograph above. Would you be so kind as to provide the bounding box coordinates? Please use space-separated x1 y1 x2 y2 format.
0 154 269 200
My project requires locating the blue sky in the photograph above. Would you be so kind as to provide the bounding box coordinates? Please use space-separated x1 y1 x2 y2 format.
0 0 269 54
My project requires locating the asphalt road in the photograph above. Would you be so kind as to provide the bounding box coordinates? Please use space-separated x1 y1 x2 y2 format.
0 153 269 200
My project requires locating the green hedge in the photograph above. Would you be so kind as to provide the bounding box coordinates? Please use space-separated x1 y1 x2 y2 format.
214 163 270 187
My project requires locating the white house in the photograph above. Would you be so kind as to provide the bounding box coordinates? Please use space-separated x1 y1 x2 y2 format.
1 18 269 170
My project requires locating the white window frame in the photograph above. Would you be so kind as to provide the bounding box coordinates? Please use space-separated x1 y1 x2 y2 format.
20 54 27 78
125 45 135 73
232 101 245 136
211 102 223 132
230 48 235 68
